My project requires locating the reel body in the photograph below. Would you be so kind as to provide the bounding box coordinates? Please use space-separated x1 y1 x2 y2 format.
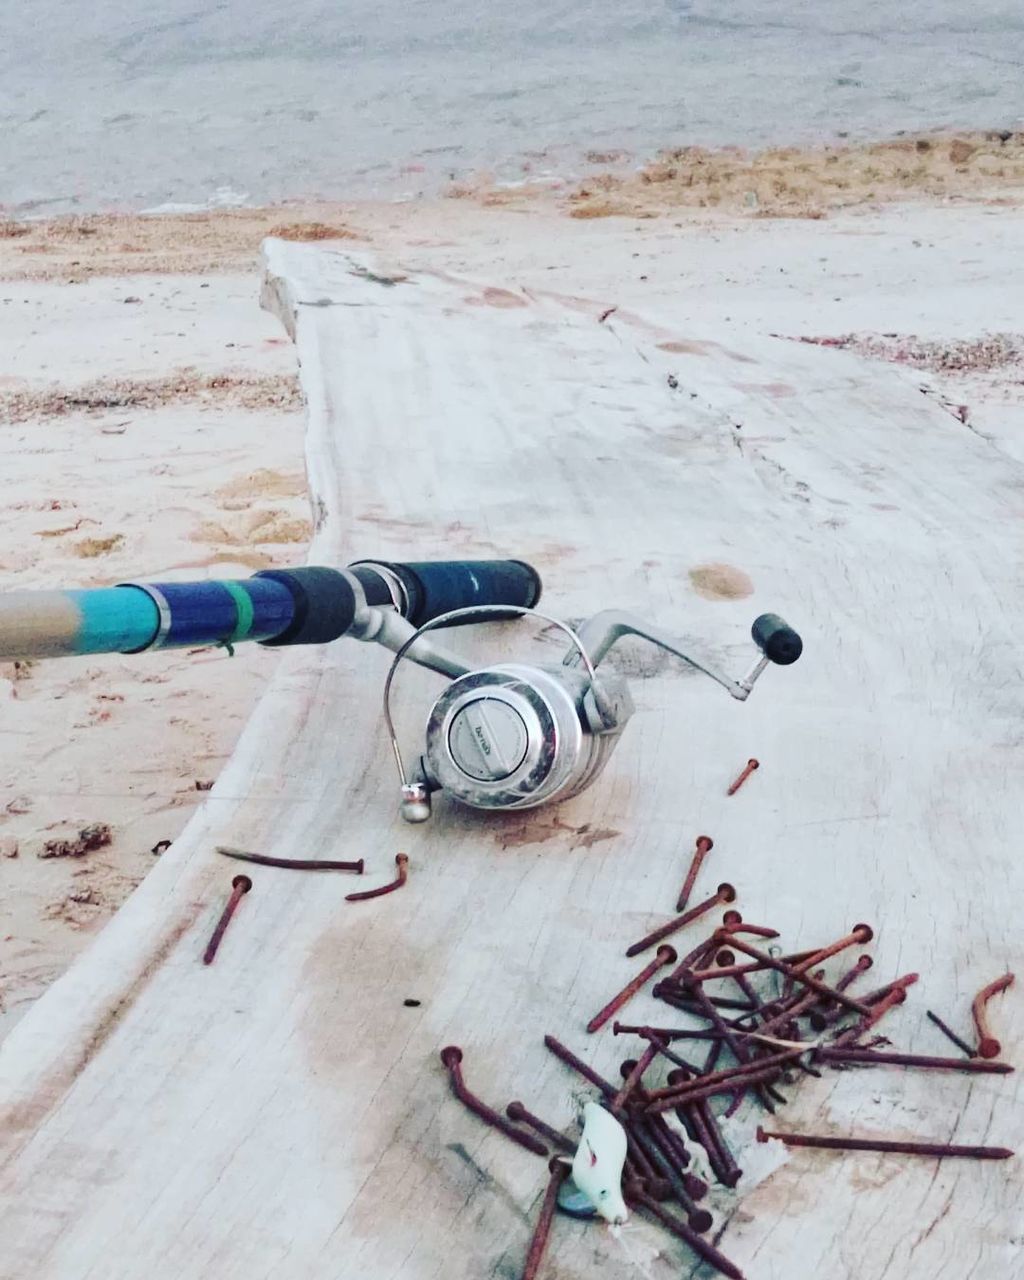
423 662 634 813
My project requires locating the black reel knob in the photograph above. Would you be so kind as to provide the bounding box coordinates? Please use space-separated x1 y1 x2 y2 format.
751 613 803 665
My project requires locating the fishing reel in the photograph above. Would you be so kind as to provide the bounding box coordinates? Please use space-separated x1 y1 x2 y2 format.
380 587 802 824
0 553 801 826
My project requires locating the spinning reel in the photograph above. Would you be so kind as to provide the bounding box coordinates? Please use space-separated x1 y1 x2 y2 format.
370 570 802 824
0 554 801 825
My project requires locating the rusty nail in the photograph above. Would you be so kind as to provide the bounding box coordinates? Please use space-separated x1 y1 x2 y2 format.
628 1119 714 1232
726 758 760 797
717 936 872 1015
440 1047 548 1156
611 1042 660 1112
971 972 1014 1059
652 988 757 1025
747 979 826 1039
202 874 252 965
587 946 678 1033
675 835 714 913
717 948 762 1009
668 934 728 984
522 1158 571 1280
638 1028 706 1075
817 1047 1012 1074
790 923 873 974
644 1049 806 1110
672 1076 739 1187
543 1035 617 1097
926 1010 977 1058
830 974 918 1045
629 1189 745 1280
807 955 874 1029
506 1102 577 1155
645 1110 694 1173
673 976 776 1113
626 885 736 959
618 1119 669 1196
613 1021 720 1050
756 1125 1012 1161
345 852 409 902
217 844 364 874
721 914 781 939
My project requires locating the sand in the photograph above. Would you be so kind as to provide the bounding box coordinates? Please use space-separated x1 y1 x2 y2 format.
0 271 310 1040
1 131 1022 1042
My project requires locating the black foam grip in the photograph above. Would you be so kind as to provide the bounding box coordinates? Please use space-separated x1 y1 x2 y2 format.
751 613 803 665
255 567 357 646
381 559 542 627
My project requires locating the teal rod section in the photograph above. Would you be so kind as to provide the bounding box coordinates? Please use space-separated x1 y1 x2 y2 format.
0 588 159 659
69 587 160 655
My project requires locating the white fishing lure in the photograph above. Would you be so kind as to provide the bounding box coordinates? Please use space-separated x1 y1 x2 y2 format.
571 1102 630 1225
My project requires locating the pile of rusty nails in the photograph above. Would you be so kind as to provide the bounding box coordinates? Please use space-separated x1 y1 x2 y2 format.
439 834 1016 1280
201 847 409 963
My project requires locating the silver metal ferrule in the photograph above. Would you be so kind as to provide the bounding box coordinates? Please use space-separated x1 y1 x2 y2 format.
118 582 172 651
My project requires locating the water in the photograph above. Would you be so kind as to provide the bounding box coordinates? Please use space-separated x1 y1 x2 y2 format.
1 0 1021 213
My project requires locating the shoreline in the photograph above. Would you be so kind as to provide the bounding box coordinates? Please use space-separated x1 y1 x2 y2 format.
2 129 1022 283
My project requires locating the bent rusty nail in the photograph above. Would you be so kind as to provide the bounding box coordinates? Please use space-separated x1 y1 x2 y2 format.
217 844 364 873
726 758 760 796
676 835 714 913
522 1158 571 1280
971 972 1015 1059
345 852 409 902
627 885 737 959
440 1047 547 1156
588 946 678 1033
757 1126 1012 1161
926 1010 977 1058
506 1102 577 1155
203 874 252 965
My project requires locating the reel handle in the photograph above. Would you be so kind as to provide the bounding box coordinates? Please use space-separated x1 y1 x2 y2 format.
352 559 542 627
751 613 803 665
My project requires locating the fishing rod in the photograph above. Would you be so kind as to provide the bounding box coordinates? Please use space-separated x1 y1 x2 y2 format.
0 558 801 822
